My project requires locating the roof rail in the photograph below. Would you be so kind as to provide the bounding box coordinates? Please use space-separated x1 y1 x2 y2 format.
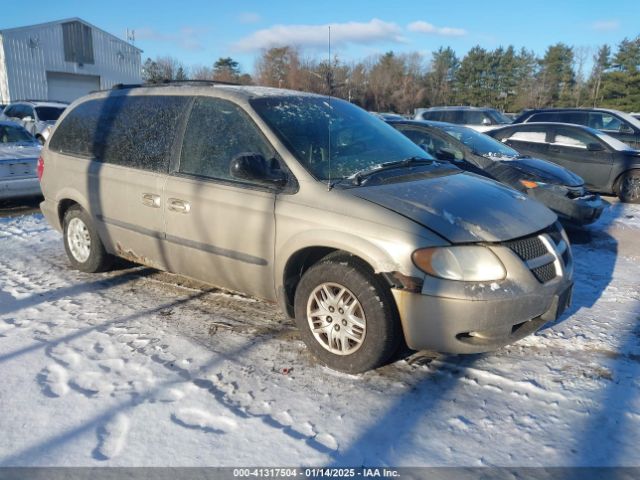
12 99 70 104
147 79 241 86
111 79 241 91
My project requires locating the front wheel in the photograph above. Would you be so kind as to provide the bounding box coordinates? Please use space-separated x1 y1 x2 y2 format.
294 253 401 373
63 205 112 273
618 170 640 203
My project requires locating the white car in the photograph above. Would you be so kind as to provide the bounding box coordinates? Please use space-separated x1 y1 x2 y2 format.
0 100 67 144
414 106 513 132
0 121 42 200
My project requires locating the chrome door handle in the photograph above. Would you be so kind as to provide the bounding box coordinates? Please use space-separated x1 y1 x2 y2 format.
142 193 161 208
168 198 191 213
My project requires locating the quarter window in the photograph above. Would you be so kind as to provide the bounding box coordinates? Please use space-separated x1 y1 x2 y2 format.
179 97 275 183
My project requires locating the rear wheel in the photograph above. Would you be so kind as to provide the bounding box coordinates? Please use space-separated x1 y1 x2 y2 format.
294 253 401 373
618 170 640 203
63 205 112 272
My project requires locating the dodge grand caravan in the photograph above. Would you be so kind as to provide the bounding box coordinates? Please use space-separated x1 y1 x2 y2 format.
39 84 574 373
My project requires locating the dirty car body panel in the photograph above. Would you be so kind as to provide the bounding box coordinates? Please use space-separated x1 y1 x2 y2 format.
40 86 574 362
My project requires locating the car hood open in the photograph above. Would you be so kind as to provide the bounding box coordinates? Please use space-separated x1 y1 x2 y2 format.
351 172 557 243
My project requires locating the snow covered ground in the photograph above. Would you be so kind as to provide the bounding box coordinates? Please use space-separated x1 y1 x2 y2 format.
0 200 639 467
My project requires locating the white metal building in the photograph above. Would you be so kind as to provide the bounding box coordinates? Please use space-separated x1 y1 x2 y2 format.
0 18 141 104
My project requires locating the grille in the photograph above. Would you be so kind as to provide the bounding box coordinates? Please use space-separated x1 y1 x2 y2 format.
503 223 566 284
504 236 548 261
532 263 556 283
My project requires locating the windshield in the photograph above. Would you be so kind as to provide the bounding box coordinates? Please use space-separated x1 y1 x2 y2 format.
0 124 35 144
615 110 640 130
594 131 636 151
251 96 431 180
35 106 65 122
487 110 513 125
439 124 520 158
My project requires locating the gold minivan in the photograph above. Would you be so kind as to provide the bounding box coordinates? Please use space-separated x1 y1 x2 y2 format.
39 84 574 373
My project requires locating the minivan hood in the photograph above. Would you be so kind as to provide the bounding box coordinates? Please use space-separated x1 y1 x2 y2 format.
504 156 584 187
351 172 557 243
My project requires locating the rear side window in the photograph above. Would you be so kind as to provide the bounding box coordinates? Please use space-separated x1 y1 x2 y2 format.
552 129 594 148
507 129 548 143
50 95 190 172
421 111 441 121
462 111 489 125
529 112 560 122
441 110 462 123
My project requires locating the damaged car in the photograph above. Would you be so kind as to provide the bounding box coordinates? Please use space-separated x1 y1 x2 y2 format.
487 122 640 204
40 85 573 373
389 119 604 226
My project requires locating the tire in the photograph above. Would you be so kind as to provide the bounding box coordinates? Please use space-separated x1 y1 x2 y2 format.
617 170 640 203
63 205 112 273
294 253 401 373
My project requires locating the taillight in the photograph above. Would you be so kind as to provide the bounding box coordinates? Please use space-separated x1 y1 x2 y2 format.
37 156 44 181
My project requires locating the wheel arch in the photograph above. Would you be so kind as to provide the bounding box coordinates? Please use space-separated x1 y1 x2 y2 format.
613 167 640 196
277 233 408 319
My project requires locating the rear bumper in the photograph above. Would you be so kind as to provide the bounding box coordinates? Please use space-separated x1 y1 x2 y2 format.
528 188 605 226
0 178 42 201
40 198 62 232
392 279 573 354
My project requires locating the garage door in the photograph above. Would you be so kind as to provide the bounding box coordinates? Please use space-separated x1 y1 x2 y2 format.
46 72 101 103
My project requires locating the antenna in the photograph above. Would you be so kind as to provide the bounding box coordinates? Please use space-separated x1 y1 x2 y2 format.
126 28 136 44
327 25 332 191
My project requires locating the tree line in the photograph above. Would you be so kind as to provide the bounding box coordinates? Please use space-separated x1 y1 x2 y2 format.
142 36 640 114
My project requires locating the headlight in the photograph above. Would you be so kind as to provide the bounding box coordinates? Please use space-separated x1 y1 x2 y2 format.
412 246 506 281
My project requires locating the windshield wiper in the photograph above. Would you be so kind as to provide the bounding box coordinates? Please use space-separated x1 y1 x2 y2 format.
346 156 434 186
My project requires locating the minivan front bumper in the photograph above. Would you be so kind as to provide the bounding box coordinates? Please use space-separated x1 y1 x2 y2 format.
392 279 572 353
392 224 574 354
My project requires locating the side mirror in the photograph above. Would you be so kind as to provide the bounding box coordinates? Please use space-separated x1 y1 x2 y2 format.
481 118 492 126
619 124 634 135
586 142 605 152
229 153 287 187
22 116 34 123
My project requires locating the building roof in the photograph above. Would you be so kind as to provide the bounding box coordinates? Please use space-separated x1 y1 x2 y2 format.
0 17 142 53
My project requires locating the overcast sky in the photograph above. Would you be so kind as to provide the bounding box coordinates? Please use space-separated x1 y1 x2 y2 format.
2 0 639 73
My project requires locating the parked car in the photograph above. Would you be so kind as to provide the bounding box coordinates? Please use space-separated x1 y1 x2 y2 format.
631 112 640 121
0 121 42 200
414 106 513 132
513 108 640 149
388 119 604 226
487 122 640 203
0 100 68 144
39 84 573 373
